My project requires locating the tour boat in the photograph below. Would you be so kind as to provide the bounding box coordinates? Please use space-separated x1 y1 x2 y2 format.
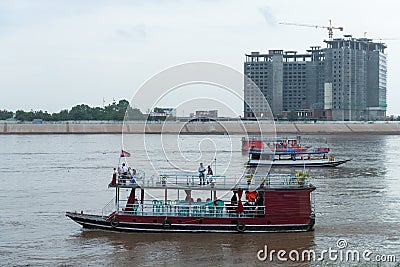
66 170 316 233
241 135 309 153
241 136 265 152
247 149 350 168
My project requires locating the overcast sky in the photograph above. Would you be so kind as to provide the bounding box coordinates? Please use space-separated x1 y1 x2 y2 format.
1 0 399 115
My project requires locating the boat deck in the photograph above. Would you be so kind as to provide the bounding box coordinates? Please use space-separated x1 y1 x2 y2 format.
109 173 314 191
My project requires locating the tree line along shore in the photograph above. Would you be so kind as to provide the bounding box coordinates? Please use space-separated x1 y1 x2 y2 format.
2 99 400 122
0 100 145 121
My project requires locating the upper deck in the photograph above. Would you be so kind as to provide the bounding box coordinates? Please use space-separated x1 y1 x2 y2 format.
111 171 315 191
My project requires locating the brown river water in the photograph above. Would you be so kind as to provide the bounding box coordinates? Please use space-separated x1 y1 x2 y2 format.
0 134 399 266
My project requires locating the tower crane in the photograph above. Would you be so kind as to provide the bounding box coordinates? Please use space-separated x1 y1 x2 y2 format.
279 20 343 40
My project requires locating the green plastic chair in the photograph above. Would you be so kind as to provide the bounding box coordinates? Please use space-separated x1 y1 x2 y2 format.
165 200 172 215
159 200 165 213
180 202 189 216
200 203 207 216
216 201 225 217
152 200 158 213
192 205 200 216
174 200 181 215
207 201 215 216
132 203 139 215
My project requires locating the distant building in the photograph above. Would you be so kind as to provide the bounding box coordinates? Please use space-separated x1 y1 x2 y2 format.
32 119 43 124
159 108 176 117
324 37 387 120
195 110 218 118
244 37 387 121
147 107 176 121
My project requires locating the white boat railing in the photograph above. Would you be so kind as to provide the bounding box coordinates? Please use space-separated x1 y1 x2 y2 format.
118 199 266 218
116 173 312 190
158 173 226 186
102 197 116 217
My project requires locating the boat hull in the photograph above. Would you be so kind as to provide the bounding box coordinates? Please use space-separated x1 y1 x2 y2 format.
66 212 315 233
247 159 350 168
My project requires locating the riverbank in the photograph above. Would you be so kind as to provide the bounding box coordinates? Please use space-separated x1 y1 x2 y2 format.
1 121 400 135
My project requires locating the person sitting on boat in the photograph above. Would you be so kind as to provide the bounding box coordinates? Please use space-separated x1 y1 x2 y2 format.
245 191 258 202
127 167 136 177
206 165 213 185
128 168 137 184
198 163 206 185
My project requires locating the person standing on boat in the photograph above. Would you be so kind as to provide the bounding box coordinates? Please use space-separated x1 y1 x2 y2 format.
198 163 206 185
109 168 117 187
231 191 238 205
206 165 213 184
121 163 128 175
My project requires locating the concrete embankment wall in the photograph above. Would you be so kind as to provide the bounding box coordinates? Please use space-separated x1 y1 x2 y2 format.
1 122 400 135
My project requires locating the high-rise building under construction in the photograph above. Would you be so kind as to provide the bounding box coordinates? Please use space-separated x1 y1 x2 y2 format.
244 37 387 121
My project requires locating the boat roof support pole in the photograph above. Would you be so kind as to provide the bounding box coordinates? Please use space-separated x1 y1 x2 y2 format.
116 186 119 213
140 189 144 204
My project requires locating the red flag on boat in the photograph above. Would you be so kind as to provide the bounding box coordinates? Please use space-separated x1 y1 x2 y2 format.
120 149 131 157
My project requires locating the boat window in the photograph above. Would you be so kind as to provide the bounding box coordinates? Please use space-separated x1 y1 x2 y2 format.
251 153 260 160
261 154 272 160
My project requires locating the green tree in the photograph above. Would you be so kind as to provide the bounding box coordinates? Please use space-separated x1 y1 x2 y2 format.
125 107 146 120
153 107 165 113
15 110 35 121
12 99 146 121
34 110 51 121
51 109 70 121
275 114 283 121
69 104 93 120
287 110 298 121
0 110 14 120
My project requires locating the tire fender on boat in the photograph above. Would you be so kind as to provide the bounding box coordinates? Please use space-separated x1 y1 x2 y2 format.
162 219 171 229
236 222 246 232
110 217 119 228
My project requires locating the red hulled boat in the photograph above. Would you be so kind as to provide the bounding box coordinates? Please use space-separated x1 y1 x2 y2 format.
66 169 316 233
241 135 309 153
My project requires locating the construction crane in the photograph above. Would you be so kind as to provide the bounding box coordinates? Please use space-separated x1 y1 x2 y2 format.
279 20 343 40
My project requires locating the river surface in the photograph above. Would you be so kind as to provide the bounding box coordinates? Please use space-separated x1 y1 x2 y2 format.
0 134 399 266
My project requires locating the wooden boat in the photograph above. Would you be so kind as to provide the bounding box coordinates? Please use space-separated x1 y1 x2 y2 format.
66 170 316 233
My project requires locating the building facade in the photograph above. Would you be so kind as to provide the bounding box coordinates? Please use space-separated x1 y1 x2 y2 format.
324 37 387 120
244 37 387 121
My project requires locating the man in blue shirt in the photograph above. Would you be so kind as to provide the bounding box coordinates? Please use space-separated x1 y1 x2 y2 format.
198 163 206 185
